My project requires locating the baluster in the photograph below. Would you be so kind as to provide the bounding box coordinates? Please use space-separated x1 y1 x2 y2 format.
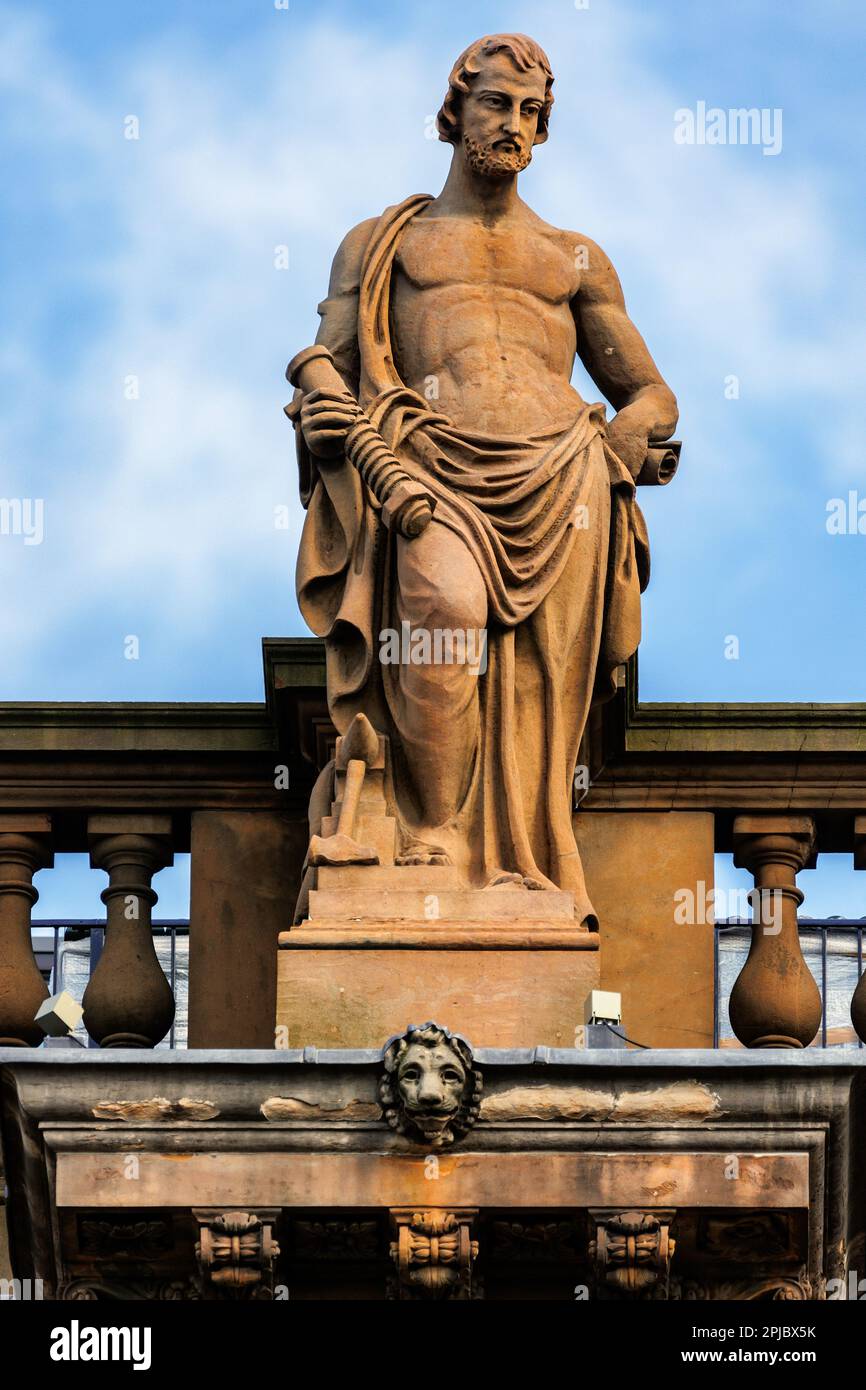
83 815 174 1048
851 817 866 1043
0 816 53 1046
729 815 821 1048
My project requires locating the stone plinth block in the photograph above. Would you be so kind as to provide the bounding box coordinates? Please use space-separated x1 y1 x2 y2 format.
308 886 575 922
276 923 599 1049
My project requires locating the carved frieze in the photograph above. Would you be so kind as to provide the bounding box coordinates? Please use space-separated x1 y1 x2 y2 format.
492 1220 580 1262
293 1220 380 1261
698 1212 796 1263
78 1217 173 1260
60 1277 200 1301
668 1274 812 1301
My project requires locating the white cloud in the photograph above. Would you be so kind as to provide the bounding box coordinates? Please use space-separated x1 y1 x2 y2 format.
0 0 864 696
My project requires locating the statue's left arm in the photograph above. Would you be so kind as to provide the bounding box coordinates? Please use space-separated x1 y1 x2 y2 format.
571 239 678 478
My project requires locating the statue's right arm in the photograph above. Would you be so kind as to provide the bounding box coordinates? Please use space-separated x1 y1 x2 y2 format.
296 217 379 461
313 216 380 396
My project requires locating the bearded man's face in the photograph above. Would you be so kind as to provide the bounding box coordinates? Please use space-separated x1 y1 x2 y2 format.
458 51 547 179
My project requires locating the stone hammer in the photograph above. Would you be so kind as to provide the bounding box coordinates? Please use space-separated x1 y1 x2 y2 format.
306 713 381 868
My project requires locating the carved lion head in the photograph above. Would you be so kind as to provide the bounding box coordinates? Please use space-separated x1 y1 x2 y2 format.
379 1022 482 1148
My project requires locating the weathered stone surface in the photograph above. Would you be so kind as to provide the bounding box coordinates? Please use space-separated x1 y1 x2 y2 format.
188 810 304 1048
276 938 598 1048
0 1050 857 1300
53 1149 810 1212
575 811 715 1048
481 1081 722 1124
260 1096 381 1121
92 1096 221 1122
308 886 575 922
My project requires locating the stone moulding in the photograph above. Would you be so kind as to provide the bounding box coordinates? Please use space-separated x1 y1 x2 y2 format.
0 1048 861 1300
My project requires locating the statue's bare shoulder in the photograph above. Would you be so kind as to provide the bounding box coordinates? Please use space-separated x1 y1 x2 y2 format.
512 206 624 304
315 216 380 387
543 218 675 412
324 215 380 297
521 209 622 304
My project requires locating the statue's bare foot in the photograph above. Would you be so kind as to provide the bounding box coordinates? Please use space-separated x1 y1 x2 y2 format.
485 871 546 891
396 840 452 867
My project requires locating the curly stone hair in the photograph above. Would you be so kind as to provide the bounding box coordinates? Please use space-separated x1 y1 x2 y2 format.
436 33 554 147
379 1023 483 1147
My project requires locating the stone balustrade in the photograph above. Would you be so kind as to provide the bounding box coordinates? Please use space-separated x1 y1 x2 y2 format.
0 815 53 1046
0 643 865 1052
0 642 316 1050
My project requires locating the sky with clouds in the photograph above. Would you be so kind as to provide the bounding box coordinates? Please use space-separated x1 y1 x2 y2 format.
2 0 865 918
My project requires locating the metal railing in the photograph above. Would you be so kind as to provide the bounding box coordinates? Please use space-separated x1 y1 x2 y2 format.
32 920 189 1049
715 918 866 1049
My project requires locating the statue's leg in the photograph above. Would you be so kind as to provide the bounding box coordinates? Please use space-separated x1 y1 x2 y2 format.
388 521 487 840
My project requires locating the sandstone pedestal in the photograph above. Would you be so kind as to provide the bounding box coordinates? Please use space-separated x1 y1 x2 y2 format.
277 865 598 1049
277 723 598 1049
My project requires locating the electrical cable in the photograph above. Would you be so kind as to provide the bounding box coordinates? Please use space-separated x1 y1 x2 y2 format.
600 1019 650 1049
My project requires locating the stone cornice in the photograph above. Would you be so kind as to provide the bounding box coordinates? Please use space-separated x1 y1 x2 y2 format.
1 641 864 839
0 702 275 753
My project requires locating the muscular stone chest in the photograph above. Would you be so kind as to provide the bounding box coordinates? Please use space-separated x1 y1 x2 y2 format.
395 217 579 304
391 217 581 385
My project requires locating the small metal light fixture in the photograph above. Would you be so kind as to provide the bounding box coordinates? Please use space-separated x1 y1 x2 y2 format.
575 990 627 1049
584 990 622 1026
34 991 84 1039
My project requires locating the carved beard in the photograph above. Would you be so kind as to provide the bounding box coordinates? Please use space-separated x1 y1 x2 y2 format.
462 133 532 178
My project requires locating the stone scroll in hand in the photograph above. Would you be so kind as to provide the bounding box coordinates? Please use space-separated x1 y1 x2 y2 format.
286 344 436 539
635 439 681 486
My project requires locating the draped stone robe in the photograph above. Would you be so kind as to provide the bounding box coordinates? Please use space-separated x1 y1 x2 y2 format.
293 195 649 925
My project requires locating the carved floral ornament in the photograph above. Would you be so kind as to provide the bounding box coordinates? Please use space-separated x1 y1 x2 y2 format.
589 1209 676 1299
389 1209 479 1300
378 1022 482 1148
194 1209 280 1300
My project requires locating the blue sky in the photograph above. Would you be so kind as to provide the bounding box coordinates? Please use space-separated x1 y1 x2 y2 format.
2 0 864 917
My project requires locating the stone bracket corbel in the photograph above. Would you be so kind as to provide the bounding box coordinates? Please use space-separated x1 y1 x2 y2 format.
193 1208 281 1300
389 1208 479 1300
588 1208 677 1299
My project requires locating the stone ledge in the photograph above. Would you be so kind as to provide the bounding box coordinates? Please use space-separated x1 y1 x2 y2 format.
3 1046 865 1069
279 924 598 948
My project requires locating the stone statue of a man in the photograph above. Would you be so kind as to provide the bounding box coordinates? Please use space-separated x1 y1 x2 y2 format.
289 33 677 925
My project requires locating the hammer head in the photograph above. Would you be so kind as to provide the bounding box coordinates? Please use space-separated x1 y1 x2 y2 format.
336 712 382 770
